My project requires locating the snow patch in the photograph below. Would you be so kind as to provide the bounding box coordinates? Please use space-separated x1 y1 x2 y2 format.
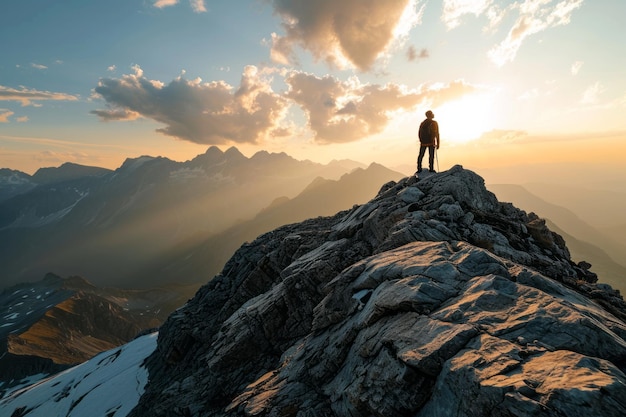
0 332 158 417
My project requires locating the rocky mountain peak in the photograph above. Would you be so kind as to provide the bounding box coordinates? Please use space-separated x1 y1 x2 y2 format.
224 146 246 162
128 165 626 417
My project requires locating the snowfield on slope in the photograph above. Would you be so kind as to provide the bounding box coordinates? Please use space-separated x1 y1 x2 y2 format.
0 332 157 417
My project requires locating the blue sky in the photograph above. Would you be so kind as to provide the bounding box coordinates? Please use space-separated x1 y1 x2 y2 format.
1 0 625 174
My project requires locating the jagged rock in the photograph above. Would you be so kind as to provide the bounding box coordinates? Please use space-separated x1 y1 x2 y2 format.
130 165 626 417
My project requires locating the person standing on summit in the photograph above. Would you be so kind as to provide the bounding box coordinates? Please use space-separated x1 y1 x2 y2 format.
417 110 440 173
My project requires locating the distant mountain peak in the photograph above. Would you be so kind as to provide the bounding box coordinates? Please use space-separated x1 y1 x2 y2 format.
250 149 291 161
224 146 246 162
204 145 224 156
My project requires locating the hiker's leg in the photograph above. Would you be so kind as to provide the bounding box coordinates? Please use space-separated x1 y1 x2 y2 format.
417 146 427 171
428 146 435 170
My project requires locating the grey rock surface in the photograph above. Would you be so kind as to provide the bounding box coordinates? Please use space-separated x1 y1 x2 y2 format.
130 165 626 417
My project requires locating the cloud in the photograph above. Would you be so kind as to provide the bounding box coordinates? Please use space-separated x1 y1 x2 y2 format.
284 72 478 143
189 0 207 13
0 85 79 106
580 82 605 105
406 45 429 62
34 150 92 165
16 116 29 122
153 0 178 8
0 109 14 123
92 64 481 146
442 0 583 66
31 63 48 70
488 0 584 67
269 0 421 71
153 0 206 12
442 0 494 29
571 60 583 75
473 129 529 145
108 65 117 72
91 108 141 121
91 65 290 145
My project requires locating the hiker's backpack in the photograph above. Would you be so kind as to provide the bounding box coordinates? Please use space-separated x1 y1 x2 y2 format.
419 119 433 143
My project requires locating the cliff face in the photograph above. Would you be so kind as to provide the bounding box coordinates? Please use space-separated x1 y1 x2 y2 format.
131 166 626 417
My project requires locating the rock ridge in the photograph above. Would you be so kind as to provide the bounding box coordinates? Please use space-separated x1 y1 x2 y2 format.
130 165 626 417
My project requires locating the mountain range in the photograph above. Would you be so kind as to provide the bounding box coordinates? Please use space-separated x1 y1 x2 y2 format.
0 146 400 290
1 166 624 417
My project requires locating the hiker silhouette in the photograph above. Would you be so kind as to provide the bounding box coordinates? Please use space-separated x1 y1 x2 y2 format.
417 110 440 173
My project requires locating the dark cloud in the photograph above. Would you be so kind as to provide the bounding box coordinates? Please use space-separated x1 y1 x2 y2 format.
91 66 290 145
270 0 417 71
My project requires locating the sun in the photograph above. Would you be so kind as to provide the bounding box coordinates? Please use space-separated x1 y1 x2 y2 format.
434 93 496 144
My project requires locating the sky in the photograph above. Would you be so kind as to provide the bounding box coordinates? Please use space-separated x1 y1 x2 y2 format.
1 0 625 177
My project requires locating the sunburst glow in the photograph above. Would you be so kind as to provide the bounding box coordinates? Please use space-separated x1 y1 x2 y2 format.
435 93 497 144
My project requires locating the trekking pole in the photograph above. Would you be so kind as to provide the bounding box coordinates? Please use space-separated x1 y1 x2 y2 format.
435 146 439 172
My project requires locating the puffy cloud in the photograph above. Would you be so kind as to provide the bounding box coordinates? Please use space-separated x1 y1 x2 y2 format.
269 0 421 71
0 85 79 106
92 64 481 146
284 72 477 143
91 65 291 145
31 63 48 70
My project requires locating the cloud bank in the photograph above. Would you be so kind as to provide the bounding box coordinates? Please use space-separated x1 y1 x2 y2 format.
92 66 479 145
269 0 421 71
